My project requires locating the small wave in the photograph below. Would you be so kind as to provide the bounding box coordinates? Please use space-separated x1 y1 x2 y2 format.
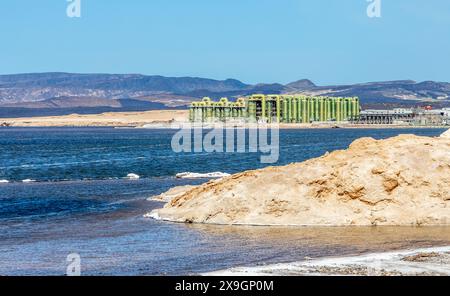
125 173 140 180
175 172 231 179
1 176 142 184
22 179 36 183
143 211 161 220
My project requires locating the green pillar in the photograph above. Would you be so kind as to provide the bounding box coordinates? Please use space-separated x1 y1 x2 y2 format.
307 99 311 121
330 99 333 121
319 98 324 122
308 98 312 123
347 99 352 119
292 98 297 123
276 96 281 123
343 99 348 120
327 98 333 121
297 97 302 123
355 98 360 118
336 98 341 121
302 98 307 123
351 99 356 120
287 97 291 122
248 101 256 122
314 98 319 121
261 96 266 122
291 97 295 123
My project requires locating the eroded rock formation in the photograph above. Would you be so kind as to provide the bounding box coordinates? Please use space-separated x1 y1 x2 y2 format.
148 131 450 226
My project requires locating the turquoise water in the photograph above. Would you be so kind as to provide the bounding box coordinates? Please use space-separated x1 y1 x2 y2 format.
0 127 449 275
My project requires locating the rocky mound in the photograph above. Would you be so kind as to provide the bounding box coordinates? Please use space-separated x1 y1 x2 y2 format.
148 131 450 226
149 185 197 202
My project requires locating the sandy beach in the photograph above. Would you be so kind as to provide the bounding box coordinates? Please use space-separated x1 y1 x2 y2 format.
204 246 450 276
0 110 189 127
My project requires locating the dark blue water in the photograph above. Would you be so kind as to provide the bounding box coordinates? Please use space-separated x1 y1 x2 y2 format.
1 127 449 275
0 127 447 182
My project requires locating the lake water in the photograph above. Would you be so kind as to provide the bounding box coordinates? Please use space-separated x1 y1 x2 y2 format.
1 127 449 275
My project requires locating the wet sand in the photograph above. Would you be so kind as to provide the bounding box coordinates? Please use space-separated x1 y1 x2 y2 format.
204 245 450 276
194 225 450 275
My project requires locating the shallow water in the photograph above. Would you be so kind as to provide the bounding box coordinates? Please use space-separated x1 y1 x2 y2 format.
0 127 448 275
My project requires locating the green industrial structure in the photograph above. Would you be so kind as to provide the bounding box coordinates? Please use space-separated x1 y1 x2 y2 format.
189 95 360 123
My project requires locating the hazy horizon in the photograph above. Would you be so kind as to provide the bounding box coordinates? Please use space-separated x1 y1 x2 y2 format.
1 1 449 85
0 71 448 87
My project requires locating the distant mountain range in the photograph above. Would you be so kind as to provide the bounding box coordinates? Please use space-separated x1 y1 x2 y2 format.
1 73 449 117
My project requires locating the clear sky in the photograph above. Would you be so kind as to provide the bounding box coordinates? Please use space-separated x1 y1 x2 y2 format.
0 0 449 85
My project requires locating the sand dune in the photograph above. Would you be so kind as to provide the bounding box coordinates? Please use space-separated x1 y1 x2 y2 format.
148 185 198 203
149 130 450 226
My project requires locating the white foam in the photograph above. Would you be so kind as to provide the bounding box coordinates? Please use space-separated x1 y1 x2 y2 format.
0 179 9 184
126 173 140 180
176 172 230 179
143 211 162 220
22 179 36 183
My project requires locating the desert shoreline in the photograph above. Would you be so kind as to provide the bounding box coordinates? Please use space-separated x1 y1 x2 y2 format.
0 110 189 128
204 245 450 276
0 110 448 129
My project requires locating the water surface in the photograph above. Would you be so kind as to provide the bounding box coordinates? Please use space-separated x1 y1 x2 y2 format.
0 127 448 275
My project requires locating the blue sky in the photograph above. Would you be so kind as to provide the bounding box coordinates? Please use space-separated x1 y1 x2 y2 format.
0 0 449 85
